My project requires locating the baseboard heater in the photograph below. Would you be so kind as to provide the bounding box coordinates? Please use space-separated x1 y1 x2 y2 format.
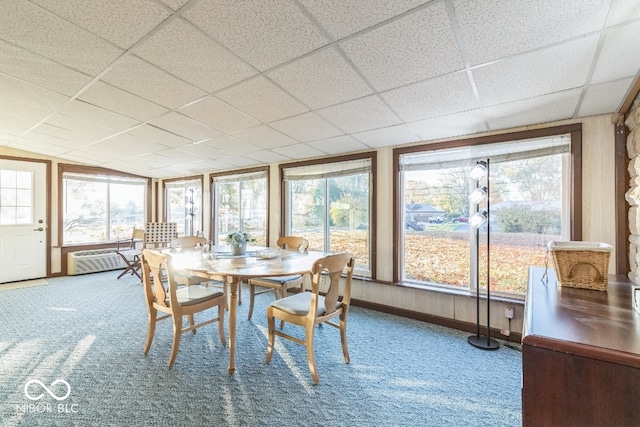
67 249 126 275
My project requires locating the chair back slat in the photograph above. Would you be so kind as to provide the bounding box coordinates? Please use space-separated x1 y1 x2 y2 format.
141 249 169 308
311 252 354 315
277 236 309 252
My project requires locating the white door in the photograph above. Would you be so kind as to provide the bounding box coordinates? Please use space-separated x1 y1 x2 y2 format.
0 159 47 283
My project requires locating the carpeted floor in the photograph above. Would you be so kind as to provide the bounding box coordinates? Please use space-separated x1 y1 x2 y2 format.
0 271 522 426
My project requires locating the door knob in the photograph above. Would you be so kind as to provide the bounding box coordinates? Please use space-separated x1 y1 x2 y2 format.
33 227 44 231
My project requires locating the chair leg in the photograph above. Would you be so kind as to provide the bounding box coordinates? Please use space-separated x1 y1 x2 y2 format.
188 314 196 334
247 283 256 320
143 308 157 355
340 312 350 364
305 322 319 384
278 286 286 330
167 316 182 368
265 307 276 364
217 305 226 347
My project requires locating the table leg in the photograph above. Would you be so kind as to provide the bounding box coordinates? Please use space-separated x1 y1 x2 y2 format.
228 277 238 374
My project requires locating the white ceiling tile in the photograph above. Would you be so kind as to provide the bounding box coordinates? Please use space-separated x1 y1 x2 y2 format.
57 100 140 132
29 0 172 49
127 124 194 147
483 89 582 131
78 81 169 122
218 155 261 168
474 35 599 107
179 96 260 133
0 96 51 123
268 47 373 109
72 144 132 161
243 149 293 164
409 110 488 141
0 74 69 111
0 111 40 137
125 152 173 169
202 135 261 155
149 112 222 142
606 1 640 26
0 40 93 97
382 72 479 122
157 0 190 11
30 123 98 146
591 20 640 84
0 0 124 76
579 78 633 117
99 134 169 155
300 0 428 40
317 95 401 133
340 1 463 91
102 55 206 109
453 0 610 66
271 142 327 159
306 135 369 155
57 152 104 165
153 148 202 163
45 113 118 140
351 123 421 148
232 125 298 149
175 142 229 159
10 138 70 156
135 18 257 93
216 76 309 123
184 0 329 71
270 112 343 142
17 129 72 147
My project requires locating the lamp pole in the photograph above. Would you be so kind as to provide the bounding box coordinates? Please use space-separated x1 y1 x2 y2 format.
468 159 499 350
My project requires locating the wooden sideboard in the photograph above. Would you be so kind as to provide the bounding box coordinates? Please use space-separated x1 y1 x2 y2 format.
522 267 640 427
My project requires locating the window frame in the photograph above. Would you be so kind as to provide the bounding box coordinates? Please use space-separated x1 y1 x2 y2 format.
280 152 377 279
209 166 270 246
58 164 151 246
162 175 203 237
392 124 582 285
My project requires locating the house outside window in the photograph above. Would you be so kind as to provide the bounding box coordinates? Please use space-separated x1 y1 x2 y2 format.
282 154 375 277
395 126 581 297
62 169 148 244
164 178 202 237
211 168 268 246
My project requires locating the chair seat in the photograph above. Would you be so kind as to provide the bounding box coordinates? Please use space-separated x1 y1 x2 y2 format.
270 292 341 317
253 274 301 285
164 286 224 307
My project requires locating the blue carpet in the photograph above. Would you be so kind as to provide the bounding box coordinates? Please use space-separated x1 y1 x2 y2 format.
0 271 521 426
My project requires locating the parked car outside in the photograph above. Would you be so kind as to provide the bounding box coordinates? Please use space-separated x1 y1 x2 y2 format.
453 215 469 223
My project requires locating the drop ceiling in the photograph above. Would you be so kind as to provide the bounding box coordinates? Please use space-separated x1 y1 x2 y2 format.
0 0 639 179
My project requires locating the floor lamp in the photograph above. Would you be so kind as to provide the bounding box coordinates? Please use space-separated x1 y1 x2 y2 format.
467 159 499 350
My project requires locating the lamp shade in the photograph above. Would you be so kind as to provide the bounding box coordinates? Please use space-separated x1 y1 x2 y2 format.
470 185 488 204
470 210 488 228
470 161 488 180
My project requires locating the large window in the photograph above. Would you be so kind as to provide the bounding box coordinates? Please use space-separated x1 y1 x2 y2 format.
62 167 148 244
282 154 374 276
211 168 268 246
396 126 581 297
164 178 202 237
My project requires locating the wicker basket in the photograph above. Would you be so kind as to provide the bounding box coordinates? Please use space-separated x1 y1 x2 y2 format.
547 241 612 291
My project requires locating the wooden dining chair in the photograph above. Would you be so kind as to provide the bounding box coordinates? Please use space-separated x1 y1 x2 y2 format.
169 236 228 302
265 252 355 384
247 236 309 326
140 249 226 368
